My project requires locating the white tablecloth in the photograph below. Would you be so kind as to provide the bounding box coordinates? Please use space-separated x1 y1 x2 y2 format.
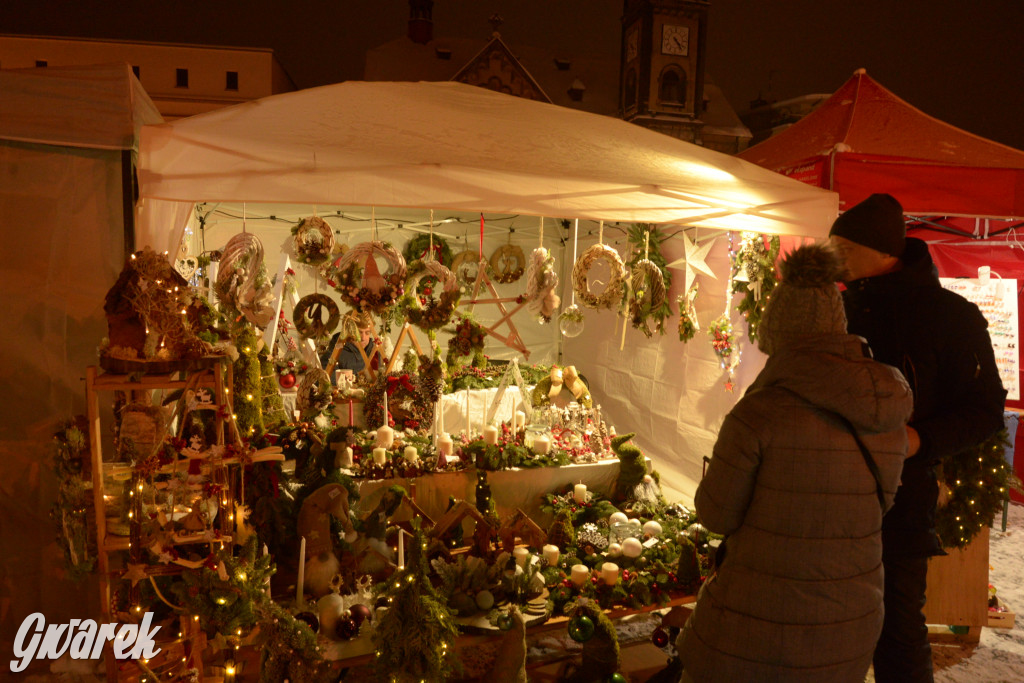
330 386 533 432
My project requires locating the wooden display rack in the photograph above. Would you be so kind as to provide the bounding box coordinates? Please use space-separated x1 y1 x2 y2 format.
86 360 236 682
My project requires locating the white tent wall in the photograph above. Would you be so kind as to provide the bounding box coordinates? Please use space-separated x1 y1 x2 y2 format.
0 64 162 662
561 234 769 503
194 204 566 365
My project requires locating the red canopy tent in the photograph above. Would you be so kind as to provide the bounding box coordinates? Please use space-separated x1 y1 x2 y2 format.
739 68 1024 497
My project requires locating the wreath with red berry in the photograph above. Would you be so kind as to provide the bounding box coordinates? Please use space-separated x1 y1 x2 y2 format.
402 259 461 332
445 315 487 369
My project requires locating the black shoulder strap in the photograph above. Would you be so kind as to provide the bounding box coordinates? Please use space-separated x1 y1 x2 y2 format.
833 412 888 512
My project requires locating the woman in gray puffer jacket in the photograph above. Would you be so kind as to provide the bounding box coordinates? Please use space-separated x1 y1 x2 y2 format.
677 244 913 683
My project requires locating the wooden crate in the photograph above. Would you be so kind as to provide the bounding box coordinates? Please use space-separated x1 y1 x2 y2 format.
924 525 989 642
988 610 1016 629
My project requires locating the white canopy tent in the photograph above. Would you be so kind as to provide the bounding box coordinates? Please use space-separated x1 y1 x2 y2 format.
136 80 838 504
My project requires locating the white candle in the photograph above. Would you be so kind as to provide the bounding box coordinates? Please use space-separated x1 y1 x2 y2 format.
601 562 620 585
573 483 588 503
483 424 499 445
542 544 560 565
643 520 663 538
438 432 454 457
372 447 387 466
532 434 551 455
383 390 389 427
398 528 405 568
403 445 419 463
513 547 531 568
376 425 394 449
514 410 526 431
263 544 272 597
621 537 643 558
464 389 471 436
339 446 353 469
296 536 306 606
609 511 629 526
570 564 591 586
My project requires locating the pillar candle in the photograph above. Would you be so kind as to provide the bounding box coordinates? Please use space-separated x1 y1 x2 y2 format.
403 445 419 463
263 544 272 597
372 447 387 466
570 564 590 586
339 446 353 469
376 425 394 449
532 434 551 455
513 547 531 568
483 424 499 445
573 483 588 503
542 544 560 565
514 410 526 431
464 388 471 436
438 432 454 457
398 528 405 568
383 389 388 427
296 536 306 606
601 562 620 585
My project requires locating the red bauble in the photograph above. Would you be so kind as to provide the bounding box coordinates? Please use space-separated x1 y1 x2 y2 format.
349 603 372 627
279 372 297 389
651 626 670 648
335 617 358 640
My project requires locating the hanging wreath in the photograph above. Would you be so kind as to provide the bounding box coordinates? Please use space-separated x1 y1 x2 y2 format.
291 216 335 266
628 260 668 338
296 368 333 419
403 260 461 332
363 364 436 432
732 232 780 343
520 247 560 323
677 284 699 343
445 316 487 369
215 232 276 327
531 366 593 408
572 244 626 310
333 241 407 315
935 431 1023 549
403 234 453 268
292 293 340 339
489 244 526 284
451 250 482 289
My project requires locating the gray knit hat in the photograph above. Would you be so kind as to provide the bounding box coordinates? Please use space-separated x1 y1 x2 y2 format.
829 193 906 257
757 244 848 356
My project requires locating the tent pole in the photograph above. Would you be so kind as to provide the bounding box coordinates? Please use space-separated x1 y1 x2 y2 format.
121 150 136 257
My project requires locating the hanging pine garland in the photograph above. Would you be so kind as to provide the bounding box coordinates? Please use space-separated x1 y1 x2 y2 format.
935 431 1022 549
49 419 96 581
625 224 673 335
677 283 699 342
731 232 780 343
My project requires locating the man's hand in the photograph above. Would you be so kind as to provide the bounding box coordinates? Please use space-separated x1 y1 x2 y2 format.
906 425 921 457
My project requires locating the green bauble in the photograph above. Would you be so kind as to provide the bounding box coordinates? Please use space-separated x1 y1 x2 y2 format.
496 612 514 631
608 674 628 683
568 614 595 642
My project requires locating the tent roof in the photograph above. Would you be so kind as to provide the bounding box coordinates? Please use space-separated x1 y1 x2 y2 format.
138 80 835 238
738 69 1024 218
0 62 162 150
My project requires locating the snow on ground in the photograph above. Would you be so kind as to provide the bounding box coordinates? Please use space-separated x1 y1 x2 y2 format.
933 502 1024 683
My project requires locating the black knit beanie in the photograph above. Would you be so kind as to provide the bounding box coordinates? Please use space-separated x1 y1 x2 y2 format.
828 193 906 257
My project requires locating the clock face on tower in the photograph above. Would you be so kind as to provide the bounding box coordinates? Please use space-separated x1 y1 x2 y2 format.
661 24 689 56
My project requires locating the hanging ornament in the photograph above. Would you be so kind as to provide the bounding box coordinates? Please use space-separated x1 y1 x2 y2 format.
651 626 670 648
349 602 372 627
732 232 780 342
558 304 585 338
335 616 359 640
489 243 526 284
677 282 700 342
292 215 335 266
685 522 709 545
294 611 319 633
278 371 297 389
567 614 595 642
665 231 717 293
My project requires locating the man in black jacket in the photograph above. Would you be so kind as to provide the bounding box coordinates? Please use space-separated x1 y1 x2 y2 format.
829 193 1006 683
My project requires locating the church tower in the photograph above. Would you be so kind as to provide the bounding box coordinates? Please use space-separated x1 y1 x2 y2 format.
620 0 710 143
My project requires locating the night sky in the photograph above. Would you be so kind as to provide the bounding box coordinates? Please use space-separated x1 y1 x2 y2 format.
5 0 1024 150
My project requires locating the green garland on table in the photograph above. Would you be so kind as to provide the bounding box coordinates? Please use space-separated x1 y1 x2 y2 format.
232 328 264 438
626 224 673 336
49 418 96 581
372 520 462 682
936 430 1023 549
732 232 780 343
446 362 549 393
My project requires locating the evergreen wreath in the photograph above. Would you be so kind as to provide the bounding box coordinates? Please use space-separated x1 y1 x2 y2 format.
332 241 407 315
488 244 526 284
290 215 335 266
572 243 626 310
402 259 461 332
677 284 699 342
292 293 340 339
732 232 780 343
935 430 1023 549
626 224 673 336
403 233 453 268
363 363 437 431
446 315 487 369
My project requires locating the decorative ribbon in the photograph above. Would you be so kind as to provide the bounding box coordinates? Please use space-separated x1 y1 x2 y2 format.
548 366 564 401
386 374 416 395
562 365 588 401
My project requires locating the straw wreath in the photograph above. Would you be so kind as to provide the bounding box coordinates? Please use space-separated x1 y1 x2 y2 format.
291 216 335 266
628 259 667 338
333 241 407 314
571 243 626 310
292 293 340 339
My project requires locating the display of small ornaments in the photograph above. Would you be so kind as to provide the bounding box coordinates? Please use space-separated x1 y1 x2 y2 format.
402 258 460 332
332 240 407 315
291 215 336 266
935 430 1022 549
731 231 780 342
291 293 340 340
572 242 627 310
215 231 276 327
627 224 672 337
488 243 526 284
